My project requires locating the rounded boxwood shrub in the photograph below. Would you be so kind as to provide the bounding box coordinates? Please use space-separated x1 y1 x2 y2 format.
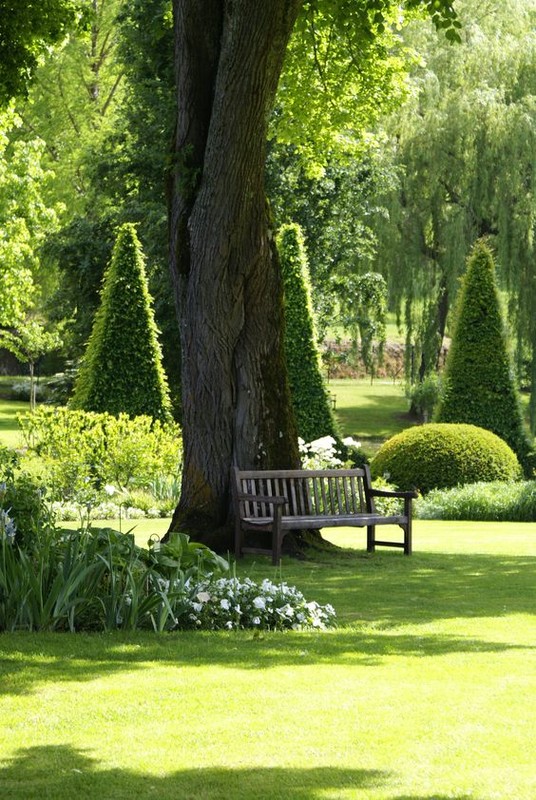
371 423 522 494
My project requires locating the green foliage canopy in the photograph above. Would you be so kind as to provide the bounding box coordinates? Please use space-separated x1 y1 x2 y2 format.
0 0 80 103
372 0 536 390
0 109 62 328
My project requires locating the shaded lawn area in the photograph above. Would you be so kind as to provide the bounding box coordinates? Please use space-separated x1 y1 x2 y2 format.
329 379 415 451
1 521 535 799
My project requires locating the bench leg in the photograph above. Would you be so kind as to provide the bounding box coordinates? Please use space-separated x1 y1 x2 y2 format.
234 522 243 561
403 522 412 555
404 498 413 555
272 509 284 566
367 525 375 553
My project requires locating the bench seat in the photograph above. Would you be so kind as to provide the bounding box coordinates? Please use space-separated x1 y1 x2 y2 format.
232 466 416 565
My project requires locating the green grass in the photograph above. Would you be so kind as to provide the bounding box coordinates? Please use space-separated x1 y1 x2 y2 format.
330 379 413 450
61 516 171 547
1 521 535 799
0 399 28 449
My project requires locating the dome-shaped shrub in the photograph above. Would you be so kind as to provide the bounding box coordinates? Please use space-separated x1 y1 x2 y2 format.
371 423 522 494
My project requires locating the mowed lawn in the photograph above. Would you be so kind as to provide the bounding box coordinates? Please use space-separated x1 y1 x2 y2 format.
330 379 414 451
1 521 535 800
0 399 27 449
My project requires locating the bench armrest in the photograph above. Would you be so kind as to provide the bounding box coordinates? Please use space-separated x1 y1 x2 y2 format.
236 493 287 506
369 488 418 499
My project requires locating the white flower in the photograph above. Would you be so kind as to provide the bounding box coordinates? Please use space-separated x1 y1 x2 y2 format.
252 616 261 625
342 437 361 448
253 596 266 610
104 484 117 496
310 435 337 450
220 598 230 611
192 602 203 613
196 591 211 603
225 620 233 629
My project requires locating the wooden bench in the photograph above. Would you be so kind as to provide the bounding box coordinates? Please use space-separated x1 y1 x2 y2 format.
232 466 417 565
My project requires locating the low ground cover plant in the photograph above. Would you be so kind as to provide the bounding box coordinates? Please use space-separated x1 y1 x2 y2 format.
0 491 336 633
417 479 536 521
181 576 336 631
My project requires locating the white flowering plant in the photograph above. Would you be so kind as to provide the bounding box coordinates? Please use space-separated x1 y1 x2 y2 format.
178 576 336 631
299 435 361 470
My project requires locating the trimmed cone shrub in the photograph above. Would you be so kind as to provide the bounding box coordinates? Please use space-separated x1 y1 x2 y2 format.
435 239 532 471
371 423 522 494
71 223 171 421
278 223 337 442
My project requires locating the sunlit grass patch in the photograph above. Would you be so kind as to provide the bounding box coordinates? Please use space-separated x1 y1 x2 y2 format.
1 521 535 799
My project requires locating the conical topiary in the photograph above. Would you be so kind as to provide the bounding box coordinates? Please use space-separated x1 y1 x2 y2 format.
71 223 171 421
435 238 532 470
278 222 337 443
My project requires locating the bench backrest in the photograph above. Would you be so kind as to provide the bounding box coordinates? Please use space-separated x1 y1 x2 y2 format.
232 467 373 518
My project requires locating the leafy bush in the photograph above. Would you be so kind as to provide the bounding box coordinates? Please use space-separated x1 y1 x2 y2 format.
299 435 362 469
435 239 532 471
407 373 443 422
416 480 536 521
0 449 53 550
371 423 522 494
18 406 182 502
0 526 228 633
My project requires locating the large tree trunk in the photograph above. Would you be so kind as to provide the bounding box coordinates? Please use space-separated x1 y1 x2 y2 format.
167 0 305 550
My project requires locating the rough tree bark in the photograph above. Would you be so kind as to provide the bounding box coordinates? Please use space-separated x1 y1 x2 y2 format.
167 0 307 551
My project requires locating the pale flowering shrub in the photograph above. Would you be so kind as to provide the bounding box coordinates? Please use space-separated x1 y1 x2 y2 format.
177 576 336 631
299 435 362 470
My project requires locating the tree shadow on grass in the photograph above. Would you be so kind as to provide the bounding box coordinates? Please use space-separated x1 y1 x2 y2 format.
0 744 394 800
258 548 536 628
1 549 534 696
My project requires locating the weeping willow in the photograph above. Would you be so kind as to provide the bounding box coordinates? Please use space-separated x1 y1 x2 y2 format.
373 0 536 431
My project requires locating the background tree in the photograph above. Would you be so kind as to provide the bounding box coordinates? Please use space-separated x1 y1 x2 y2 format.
0 0 80 103
0 320 62 410
435 239 532 471
266 141 400 339
278 223 337 443
71 223 171 420
338 271 387 381
37 0 181 408
0 108 61 329
11 0 124 214
371 0 536 406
